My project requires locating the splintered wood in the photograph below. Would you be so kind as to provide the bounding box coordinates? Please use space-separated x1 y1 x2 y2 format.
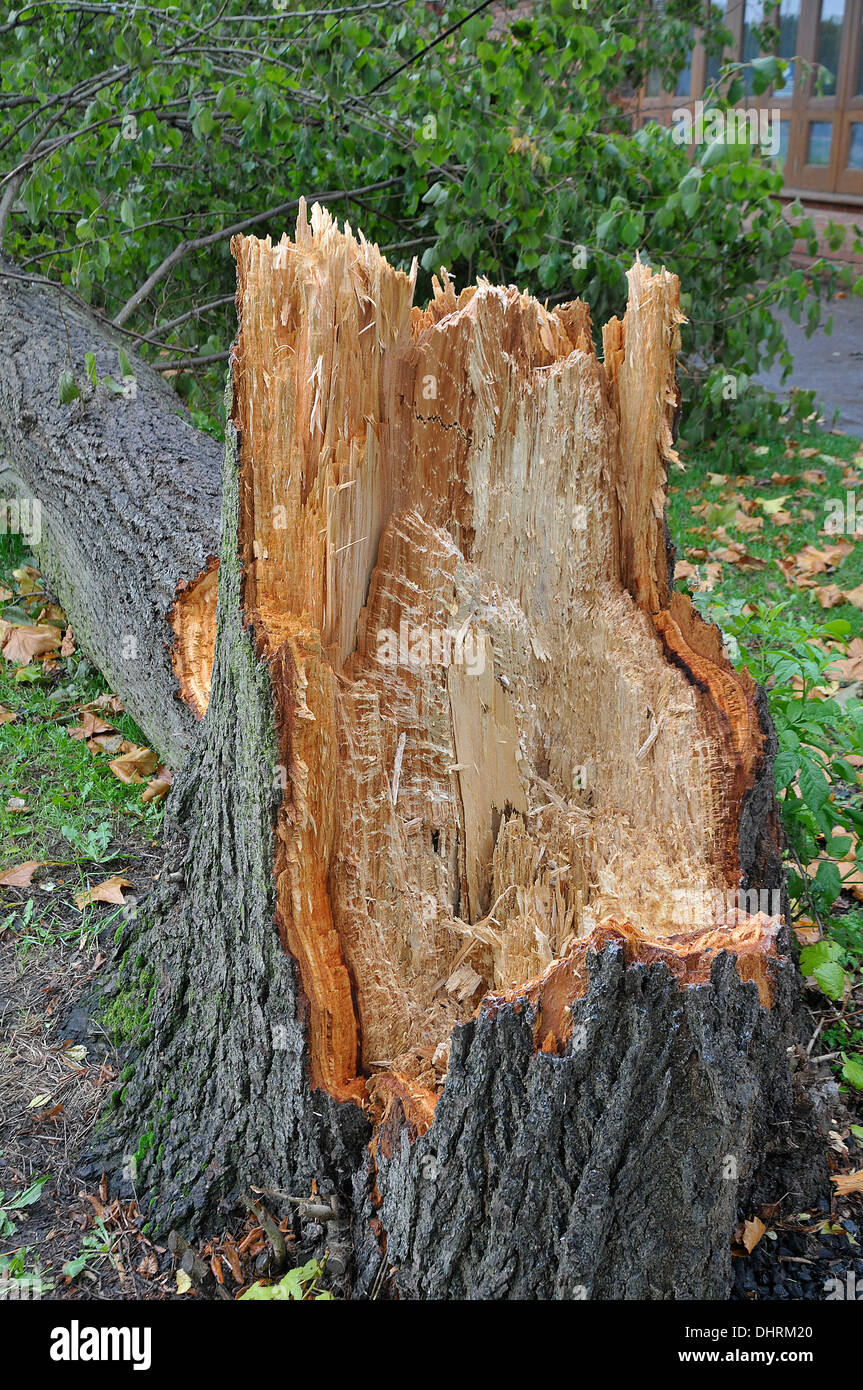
229 201 778 1106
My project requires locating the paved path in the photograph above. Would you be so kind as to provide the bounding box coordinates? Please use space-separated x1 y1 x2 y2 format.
755 293 863 438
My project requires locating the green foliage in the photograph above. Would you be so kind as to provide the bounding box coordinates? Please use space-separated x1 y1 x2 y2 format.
0 1174 48 1239
240 1257 332 1301
2 1 859 440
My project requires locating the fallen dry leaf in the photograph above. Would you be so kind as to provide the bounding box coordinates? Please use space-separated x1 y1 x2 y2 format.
60 626 76 657
108 745 158 784
827 637 863 683
813 584 846 610
840 582 863 612
82 693 124 714
74 876 131 910
5 798 28 813
830 1170 863 1197
1 623 60 666
0 860 41 887
0 705 16 724
142 767 172 804
69 711 116 741
742 1216 766 1253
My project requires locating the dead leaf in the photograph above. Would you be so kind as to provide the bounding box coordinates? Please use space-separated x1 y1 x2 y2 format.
0 704 16 724
813 584 846 610
742 1216 766 1253
830 1170 863 1197
108 745 158 784
74 876 130 910
12 565 42 594
827 637 863 683
0 860 41 886
5 797 28 813
840 583 863 612
0 585 11 602
142 767 172 803
69 711 116 741
1 623 60 666
176 1269 193 1295
137 1252 159 1279
82 693 124 714
60 626 76 657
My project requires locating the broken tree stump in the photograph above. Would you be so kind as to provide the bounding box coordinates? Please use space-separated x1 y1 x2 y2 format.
101 202 819 1300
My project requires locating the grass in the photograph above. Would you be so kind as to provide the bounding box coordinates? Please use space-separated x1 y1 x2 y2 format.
670 420 863 1108
0 532 164 960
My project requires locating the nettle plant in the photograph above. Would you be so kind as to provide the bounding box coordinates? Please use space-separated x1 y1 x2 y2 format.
0 0 859 444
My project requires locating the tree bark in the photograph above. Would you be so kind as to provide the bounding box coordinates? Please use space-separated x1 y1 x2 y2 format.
90 205 822 1300
0 263 222 766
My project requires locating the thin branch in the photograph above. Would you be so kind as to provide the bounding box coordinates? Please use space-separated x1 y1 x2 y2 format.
112 176 401 327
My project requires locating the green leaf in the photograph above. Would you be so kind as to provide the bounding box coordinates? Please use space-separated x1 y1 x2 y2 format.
58 368 80 405
841 1054 863 1090
117 347 134 378
812 959 846 1001
799 939 842 976
6 1175 48 1210
63 1255 88 1278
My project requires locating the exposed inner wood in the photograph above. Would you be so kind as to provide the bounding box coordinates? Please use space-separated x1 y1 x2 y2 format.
228 201 779 1107
169 559 218 719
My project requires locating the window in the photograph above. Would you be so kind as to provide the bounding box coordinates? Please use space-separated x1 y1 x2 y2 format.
806 120 833 163
774 0 800 96
848 123 863 169
815 0 845 95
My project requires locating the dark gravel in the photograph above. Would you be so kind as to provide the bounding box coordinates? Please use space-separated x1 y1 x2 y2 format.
732 1198 863 1301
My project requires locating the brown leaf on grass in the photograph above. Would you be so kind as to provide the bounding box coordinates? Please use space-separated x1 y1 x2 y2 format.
827 637 863 683
0 585 12 602
108 745 158 784
830 1170 863 1197
82 693 124 715
6 798 28 813
801 468 827 485
1 623 60 666
732 509 764 535
713 542 765 569
69 711 116 741
142 767 172 803
60 626 75 657
0 704 16 724
87 733 127 755
813 584 846 610
840 583 863 612
674 560 698 580
74 875 130 910
0 860 41 886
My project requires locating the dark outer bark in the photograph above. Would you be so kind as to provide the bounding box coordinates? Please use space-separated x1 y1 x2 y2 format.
354 950 817 1300
90 405 827 1301
0 264 221 766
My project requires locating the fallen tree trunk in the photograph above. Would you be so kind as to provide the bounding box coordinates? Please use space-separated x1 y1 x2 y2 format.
0 264 222 766
95 203 822 1299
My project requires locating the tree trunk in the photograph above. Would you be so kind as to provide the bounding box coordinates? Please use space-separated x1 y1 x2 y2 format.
0 262 221 766
93 203 821 1300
